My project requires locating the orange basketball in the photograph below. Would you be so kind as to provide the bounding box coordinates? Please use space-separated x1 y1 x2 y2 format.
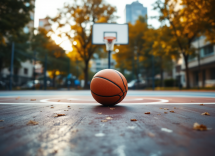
90 69 128 106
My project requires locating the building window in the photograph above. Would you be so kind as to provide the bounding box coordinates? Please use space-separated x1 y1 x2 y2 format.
200 44 214 57
24 68 28 75
39 21 44 27
210 68 215 79
176 65 181 73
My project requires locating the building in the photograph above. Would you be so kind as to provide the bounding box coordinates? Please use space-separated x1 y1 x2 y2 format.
173 36 215 88
125 1 147 24
39 18 51 31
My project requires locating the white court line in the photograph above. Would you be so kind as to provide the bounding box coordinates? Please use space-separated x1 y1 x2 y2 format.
40 98 169 104
0 102 215 105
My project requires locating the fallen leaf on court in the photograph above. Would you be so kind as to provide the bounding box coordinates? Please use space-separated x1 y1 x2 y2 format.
31 99 36 101
0 120 4 122
110 108 115 110
164 112 168 114
68 106 70 107
193 122 207 131
148 132 155 137
51 105 53 106
201 112 210 116
157 114 161 115
27 120 38 125
53 150 58 154
145 112 150 114
106 117 113 120
159 108 163 109
64 110 68 111
98 113 102 114
101 120 107 122
40 111 42 112
130 119 137 121
54 114 65 117
51 107 54 108
58 100 60 102
174 107 176 109
199 104 204 106
0 127 5 129
16 97 20 100
170 111 175 113
164 108 169 110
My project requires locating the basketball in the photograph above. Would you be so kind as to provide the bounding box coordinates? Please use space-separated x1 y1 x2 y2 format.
90 69 128 106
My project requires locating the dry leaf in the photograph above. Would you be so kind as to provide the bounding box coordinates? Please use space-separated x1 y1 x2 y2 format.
110 108 115 110
0 120 4 122
58 100 60 102
106 117 113 120
68 106 70 107
193 122 207 131
51 105 53 106
27 120 38 125
40 111 42 112
148 132 155 137
174 107 176 109
164 112 168 114
16 97 20 100
157 114 161 115
54 114 65 117
159 108 163 109
31 99 36 101
201 112 210 116
98 113 102 114
164 108 169 110
131 119 137 121
101 120 107 122
170 111 175 113
145 112 150 114
199 104 204 106
51 107 54 108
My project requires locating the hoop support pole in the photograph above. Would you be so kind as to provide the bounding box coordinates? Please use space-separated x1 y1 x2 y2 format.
108 50 111 69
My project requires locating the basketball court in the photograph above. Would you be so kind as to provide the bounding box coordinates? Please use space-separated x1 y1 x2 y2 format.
1 24 215 156
0 90 215 156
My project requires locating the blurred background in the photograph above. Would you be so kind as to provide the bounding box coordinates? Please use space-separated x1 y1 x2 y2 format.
0 0 215 91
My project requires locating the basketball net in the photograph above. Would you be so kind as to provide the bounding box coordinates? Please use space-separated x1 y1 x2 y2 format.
104 37 116 51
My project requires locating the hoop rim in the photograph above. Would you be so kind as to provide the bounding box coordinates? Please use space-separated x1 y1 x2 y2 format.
104 36 116 42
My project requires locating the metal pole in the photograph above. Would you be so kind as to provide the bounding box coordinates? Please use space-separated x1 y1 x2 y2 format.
10 42 15 91
152 55 155 90
44 53 47 90
33 50 36 90
197 38 201 89
108 50 111 69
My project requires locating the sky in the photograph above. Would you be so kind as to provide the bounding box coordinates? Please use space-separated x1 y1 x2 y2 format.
34 0 161 51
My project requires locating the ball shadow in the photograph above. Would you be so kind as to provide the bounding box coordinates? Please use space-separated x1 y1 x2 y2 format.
92 105 130 115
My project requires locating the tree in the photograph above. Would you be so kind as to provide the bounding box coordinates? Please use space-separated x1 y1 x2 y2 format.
143 26 179 87
32 28 70 87
179 0 215 44
154 0 200 88
49 0 117 88
113 16 148 80
0 0 34 42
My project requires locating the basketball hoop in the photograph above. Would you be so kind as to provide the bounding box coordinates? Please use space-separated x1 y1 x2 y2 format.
104 37 116 51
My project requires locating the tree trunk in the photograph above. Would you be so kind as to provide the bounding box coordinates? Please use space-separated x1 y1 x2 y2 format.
52 71 56 88
84 60 89 89
183 53 190 89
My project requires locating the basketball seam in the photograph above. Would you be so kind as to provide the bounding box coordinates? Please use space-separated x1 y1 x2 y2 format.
91 90 122 98
91 90 122 105
114 71 127 96
93 76 124 95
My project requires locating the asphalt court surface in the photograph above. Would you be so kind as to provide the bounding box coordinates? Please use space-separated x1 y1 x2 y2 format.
0 90 215 156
